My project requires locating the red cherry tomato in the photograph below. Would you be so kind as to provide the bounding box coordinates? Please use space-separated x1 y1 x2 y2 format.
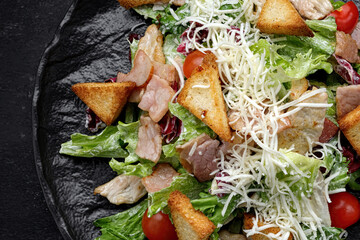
142 209 178 240
183 50 206 78
329 1 359 34
329 192 360 229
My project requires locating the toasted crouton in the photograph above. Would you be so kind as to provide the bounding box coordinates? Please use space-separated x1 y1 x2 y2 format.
177 53 232 142
117 0 167 9
339 105 360 155
138 24 166 64
243 213 293 240
72 82 136 125
257 0 314 37
168 191 216 240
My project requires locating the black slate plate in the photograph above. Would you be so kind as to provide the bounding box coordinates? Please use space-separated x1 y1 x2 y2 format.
33 0 360 239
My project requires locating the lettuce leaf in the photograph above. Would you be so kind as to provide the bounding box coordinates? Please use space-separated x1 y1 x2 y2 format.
163 34 185 63
94 200 147 240
162 103 216 158
251 18 337 82
277 151 321 198
191 192 241 227
322 139 350 191
147 173 208 216
134 4 190 34
59 126 128 158
303 225 344 240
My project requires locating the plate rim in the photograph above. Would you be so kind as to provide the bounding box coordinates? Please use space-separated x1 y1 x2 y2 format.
32 1 79 239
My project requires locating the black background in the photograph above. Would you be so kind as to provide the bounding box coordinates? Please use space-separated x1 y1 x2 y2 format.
0 0 72 239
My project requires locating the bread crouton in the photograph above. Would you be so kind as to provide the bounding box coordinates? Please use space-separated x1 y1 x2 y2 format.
117 0 167 9
257 0 314 37
177 53 232 142
339 105 360 155
168 191 216 240
138 24 166 64
72 82 136 125
243 213 293 240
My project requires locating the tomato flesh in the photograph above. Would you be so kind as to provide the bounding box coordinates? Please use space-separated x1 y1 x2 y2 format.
142 209 178 240
329 192 360 229
329 1 359 34
183 50 206 78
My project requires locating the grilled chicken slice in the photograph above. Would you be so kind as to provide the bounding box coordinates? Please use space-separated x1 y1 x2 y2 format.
141 163 180 193
94 175 147 205
135 115 162 162
278 90 328 154
290 0 333 19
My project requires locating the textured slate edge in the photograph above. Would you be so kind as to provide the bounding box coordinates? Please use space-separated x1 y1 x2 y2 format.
32 1 79 239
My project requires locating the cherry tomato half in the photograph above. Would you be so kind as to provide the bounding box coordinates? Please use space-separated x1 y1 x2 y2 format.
183 50 206 78
329 1 359 34
142 209 178 240
329 192 360 229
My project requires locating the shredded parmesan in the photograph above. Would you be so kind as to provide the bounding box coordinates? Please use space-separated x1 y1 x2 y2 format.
174 0 337 239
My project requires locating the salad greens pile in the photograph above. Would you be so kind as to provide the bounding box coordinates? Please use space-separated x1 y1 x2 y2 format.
59 0 360 239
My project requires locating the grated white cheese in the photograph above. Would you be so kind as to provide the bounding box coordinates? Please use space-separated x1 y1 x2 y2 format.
176 0 336 239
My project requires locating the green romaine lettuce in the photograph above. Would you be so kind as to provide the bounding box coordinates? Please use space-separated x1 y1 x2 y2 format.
59 126 128 158
277 151 321 198
94 200 147 240
322 139 350 191
163 34 185 63
303 225 344 240
251 18 337 82
134 4 190 35
162 103 216 158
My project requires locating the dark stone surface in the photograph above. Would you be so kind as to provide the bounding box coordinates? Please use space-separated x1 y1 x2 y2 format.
0 0 72 239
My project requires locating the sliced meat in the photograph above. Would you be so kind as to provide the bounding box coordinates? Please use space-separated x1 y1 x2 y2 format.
129 87 146 103
290 0 333 20
153 61 179 85
335 31 360 63
351 21 360 49
336 85 360 119
135 115 162 162
290 78 309 101
141 163 180 193
138 75 175 122
94 175 146 205
319 118 339 143
118 50 153 87
172 0 185 6
278 90 328 154
176 133 220 182
138 24 166 64
228 109 290 134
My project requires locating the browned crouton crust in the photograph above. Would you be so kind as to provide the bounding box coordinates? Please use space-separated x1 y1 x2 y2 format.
72 82 136 125
177 53 232 142
257 0 314 37
117 0 167 9
243 213 293 240
339 105 360 155
168 191 216 240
